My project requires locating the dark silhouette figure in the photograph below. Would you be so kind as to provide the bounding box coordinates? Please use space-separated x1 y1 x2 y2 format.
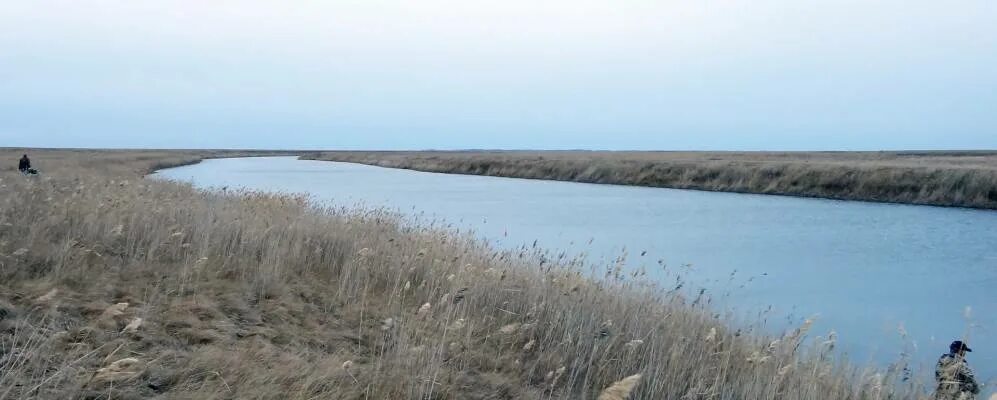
935 340 980 399
18 154 31 173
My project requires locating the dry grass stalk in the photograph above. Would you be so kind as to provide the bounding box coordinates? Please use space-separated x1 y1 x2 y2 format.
597 374 642 400
704 327 717 342
417 302 432 319
122 318 143 334
100 303 129 319
498 323 521 334
92 358 143 384
35 288 58 303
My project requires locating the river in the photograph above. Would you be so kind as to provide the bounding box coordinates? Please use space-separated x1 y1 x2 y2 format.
154 156 997 387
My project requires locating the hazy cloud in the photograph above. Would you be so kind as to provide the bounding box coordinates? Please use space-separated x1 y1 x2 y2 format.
2 0 995 149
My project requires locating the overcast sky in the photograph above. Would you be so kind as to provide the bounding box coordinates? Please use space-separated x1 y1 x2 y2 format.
1 1 995 150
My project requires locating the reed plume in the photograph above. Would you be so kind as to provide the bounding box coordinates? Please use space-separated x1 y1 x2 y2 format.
597 374 642 400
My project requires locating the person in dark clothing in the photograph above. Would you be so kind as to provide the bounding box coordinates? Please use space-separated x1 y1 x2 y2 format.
18 154 31 173
935 340 980 399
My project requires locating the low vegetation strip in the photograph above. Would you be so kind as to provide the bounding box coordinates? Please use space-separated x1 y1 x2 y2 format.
0 149 929 399
306 151 997 209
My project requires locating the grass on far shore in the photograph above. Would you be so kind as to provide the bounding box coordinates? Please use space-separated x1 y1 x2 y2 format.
306 150 997 210
0 149 932 399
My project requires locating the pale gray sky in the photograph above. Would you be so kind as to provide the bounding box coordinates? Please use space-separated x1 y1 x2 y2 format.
1 0 995 150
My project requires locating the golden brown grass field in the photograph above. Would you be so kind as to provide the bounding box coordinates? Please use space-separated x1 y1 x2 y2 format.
307 150 997 209
1 148 934 399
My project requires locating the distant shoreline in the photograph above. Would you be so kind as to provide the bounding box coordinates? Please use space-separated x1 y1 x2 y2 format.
304 150 997 210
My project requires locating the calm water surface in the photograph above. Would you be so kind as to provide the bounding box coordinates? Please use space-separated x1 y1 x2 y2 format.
155 156 997 386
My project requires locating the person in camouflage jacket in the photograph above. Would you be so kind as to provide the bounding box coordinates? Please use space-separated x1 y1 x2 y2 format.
936 340 980 400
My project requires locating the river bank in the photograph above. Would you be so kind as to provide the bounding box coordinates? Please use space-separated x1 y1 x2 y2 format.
305 150 997 209
0 149 928 399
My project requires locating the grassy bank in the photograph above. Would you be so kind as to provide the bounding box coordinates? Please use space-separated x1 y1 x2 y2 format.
0 148 301 176
0 150 928 399
306 151 997 209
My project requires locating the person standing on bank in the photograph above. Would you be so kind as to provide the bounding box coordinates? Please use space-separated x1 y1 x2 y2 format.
18 154 31 173
935 340 980 399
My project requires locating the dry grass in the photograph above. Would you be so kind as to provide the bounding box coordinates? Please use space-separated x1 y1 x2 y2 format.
305 150 997 209
0 148 299 177
0 149 932 399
